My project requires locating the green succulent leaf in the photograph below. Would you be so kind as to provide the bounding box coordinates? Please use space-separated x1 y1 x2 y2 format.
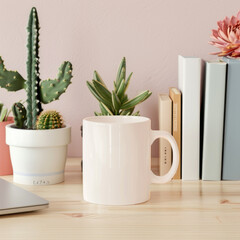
99 102 109 115
132 111 140 116
92 80 112 102
125 72 133 93
87 81 113 110
100 102 114 115
93 71 106 87
112 91 121 114
0 57 26 91
121 90 152 110
116 67 125 90
122 94 129 104
0 103 3 114
94 112 102 116
116 57 126 86
87 81 102 101
120 107 135 116
0 107 7 122
116 80 126 101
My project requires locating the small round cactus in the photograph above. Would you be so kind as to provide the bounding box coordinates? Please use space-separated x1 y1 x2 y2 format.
36 110 63 130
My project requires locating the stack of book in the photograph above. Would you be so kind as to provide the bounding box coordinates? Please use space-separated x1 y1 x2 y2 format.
158 88 181 180
158 55 240 181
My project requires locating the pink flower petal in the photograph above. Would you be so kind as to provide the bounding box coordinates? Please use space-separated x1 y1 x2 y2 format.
217 20 224 30
228 30 237 43
232 46 240 53
236 29 240 38
212 29 219 38
224 16 230 25
237 11 240 20
230 16 237 25
219 29 230 42
216 36 229 44
222 22 228 35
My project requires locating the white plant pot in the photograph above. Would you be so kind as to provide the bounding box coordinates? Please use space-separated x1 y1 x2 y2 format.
6 124 71 185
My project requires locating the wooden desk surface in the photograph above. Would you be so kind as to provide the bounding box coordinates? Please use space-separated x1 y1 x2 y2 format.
1 158 240 240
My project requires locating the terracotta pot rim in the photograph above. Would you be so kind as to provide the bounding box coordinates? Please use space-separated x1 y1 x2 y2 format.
0 117 14 124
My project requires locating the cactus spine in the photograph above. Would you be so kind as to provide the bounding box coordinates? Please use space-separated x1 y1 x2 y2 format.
0 7 73 129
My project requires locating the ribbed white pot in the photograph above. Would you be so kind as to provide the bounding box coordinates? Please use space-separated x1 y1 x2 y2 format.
6 124 71 185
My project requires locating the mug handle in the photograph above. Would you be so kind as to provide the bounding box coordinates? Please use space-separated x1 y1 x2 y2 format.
150 130 179 183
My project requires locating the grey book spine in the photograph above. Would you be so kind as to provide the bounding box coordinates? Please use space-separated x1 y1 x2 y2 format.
202 62 226 181
222 58 240 180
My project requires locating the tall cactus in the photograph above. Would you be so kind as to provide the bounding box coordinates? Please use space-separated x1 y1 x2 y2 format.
26 7 42 129
0 7 73 129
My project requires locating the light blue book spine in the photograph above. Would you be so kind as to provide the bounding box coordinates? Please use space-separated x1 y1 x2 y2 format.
202 62 226 181
222 58 240 180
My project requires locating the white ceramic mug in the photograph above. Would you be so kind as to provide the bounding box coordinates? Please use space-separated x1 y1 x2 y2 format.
83 116 179 205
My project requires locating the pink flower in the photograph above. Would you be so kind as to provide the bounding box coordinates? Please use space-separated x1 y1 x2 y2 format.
209 11 240 57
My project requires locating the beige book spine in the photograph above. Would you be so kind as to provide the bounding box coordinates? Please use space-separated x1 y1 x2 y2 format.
159 94 172 176
169 88 182 179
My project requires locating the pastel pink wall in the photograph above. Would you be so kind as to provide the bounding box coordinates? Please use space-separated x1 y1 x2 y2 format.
0 0 237 157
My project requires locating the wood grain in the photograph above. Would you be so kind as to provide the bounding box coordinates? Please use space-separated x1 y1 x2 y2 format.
1 158 240 240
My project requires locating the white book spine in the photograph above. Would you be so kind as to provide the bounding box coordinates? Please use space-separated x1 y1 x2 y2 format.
159 95 172 176
178 55 202 180
202 62 226 180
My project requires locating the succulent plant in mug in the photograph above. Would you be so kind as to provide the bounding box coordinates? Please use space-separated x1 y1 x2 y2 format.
0 7 73 129
87 57 152 116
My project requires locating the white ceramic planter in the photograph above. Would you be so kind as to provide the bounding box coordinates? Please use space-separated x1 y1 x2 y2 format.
6 124 71 185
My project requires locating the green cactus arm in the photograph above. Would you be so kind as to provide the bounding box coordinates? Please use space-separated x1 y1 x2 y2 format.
39 61 73 104
12 102 27 129
121 90 152 110
26 7 42 129
0 57 26 91
93 71 106 87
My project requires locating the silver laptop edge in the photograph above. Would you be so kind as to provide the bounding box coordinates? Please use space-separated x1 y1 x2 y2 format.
0 178 49 215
